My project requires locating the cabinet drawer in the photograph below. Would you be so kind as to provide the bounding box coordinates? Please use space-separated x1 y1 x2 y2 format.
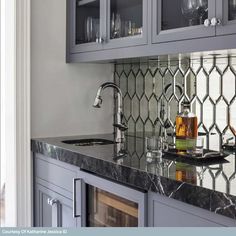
35 155 76 193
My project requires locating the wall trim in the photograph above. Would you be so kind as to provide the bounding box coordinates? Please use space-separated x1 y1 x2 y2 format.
1 0 31 227
15 0 31 227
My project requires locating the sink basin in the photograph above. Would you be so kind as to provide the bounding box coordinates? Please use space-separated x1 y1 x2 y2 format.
62 138 115 147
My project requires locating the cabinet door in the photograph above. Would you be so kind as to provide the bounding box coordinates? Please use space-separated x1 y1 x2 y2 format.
104 0 148 49
152 0 216 43
148 192 236 227
35 184 78 227
216 0 236 35
67 0 106 53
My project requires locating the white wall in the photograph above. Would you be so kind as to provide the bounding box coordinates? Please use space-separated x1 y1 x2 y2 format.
31 0 114 138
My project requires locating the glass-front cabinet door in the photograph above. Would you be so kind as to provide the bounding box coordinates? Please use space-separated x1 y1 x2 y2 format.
216 0 236 35
104 0 148 49
152 0 216 43
68 0 106 53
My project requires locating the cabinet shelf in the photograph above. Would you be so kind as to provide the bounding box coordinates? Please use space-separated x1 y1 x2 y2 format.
97 191 138 218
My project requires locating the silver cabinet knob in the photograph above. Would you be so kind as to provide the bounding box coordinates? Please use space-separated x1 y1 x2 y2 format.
47 198 59 206
204 19 211 27
211 17 221 26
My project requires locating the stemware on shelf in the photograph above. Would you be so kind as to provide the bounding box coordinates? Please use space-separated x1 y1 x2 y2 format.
198 0 208 24
181 0 201 26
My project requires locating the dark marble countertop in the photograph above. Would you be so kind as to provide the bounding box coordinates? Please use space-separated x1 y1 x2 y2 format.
31 133 236 220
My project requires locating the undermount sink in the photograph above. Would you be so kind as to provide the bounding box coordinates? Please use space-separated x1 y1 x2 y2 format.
62 138 115 147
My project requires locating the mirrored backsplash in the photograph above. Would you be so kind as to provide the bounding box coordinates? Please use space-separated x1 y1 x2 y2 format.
114 56 236 151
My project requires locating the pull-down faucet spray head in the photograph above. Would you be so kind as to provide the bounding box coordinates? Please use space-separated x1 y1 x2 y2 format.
93 88 103 108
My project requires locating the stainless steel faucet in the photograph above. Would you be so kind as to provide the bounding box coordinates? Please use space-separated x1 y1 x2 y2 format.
93 82 128 143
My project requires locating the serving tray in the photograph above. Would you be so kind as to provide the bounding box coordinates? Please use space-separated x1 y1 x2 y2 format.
163 149 229 166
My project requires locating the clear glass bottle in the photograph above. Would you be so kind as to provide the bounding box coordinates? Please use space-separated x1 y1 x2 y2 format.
176 102 198 151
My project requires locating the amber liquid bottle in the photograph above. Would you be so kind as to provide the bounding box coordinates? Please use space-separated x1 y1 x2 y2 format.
176 102 198 151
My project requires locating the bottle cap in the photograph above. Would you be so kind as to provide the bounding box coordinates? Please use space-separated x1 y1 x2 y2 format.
182 101 191 107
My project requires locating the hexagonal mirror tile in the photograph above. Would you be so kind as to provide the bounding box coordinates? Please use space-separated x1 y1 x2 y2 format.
169 96 178 126
223 67 235 103
136 117 144 133
174 69 184 99
131 95 140 121
145 119 154 133
136 71 144 99
185 69 196 101
203 98 214 131
128 72 136 98
140 95 149 122
145 71 154 99
128 117 135 134
196 68 207 101
164 70 173 100
216 98 228 132
149 95 158 124
154 71 163 99
124 95 131 119
209 68 221 103
120 72 127 95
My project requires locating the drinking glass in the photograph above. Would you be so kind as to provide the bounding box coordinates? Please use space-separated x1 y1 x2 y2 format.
92 18 99 42
85 17 93 42
229 0 236 20
111 12 115 38
187 137 204 157
181 0 200 26
145 136 168 161
114 13 121 38
195 137 204 155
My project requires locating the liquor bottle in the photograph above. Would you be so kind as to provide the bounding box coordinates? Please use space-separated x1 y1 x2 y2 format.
176 101 198 151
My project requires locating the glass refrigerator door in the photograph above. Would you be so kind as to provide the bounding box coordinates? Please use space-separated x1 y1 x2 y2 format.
86 185 139 227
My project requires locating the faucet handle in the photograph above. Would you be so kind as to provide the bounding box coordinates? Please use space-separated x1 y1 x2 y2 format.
113 123 128 131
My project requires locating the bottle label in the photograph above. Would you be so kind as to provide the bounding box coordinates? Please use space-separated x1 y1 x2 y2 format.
176 138 196 151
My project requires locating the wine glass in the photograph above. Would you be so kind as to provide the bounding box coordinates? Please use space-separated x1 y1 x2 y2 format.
198 0 208 24
181 0 200 26
229 0 236 20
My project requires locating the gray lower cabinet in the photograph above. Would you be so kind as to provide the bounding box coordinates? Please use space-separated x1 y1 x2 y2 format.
34 154 80 227
34 153 236 227
35 183 78 227
148 192 236 227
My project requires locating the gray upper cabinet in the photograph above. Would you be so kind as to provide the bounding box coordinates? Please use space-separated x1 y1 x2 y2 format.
152 0 216 43
67 0 236 62
67 0 148 54
216 0 236 35
104 0 148 49
68 0 106 53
